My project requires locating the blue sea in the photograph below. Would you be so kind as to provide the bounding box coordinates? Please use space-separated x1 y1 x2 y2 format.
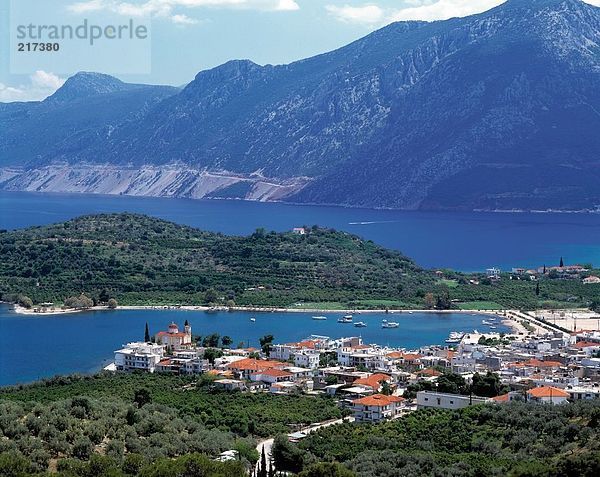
0 191 598 386
2 191 600 271
0 304 504 386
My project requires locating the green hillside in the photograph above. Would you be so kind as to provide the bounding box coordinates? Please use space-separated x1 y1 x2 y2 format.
0 213 434 308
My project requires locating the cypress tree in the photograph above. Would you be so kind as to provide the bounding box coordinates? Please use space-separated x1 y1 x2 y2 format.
535 281 540 296
560 257 564 267
144 322 150 343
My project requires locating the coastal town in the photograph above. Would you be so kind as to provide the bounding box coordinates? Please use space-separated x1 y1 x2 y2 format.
108 309 600 429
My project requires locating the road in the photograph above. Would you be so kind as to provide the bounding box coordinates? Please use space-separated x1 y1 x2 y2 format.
254 416 353 475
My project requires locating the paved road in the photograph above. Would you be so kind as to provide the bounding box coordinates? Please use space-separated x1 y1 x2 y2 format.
254 417 352 475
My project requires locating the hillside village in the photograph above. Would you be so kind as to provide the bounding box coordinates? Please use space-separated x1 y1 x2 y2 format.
111 313 600 427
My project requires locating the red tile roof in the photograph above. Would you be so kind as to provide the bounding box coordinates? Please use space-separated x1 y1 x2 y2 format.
226 358 285 372
353 394 404 407
418 368 443 377
574 341 600 349
492 393 511 402
253 368 293 378
527 386 570 398
354 373 392 390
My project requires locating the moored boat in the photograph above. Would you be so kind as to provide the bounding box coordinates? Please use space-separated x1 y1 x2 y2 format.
354 321 367 328
382 321 399 329
312 316 327 321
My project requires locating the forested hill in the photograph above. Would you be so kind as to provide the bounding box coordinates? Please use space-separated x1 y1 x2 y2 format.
0 213 435 307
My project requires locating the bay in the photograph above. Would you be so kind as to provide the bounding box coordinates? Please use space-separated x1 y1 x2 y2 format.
0 304 505 386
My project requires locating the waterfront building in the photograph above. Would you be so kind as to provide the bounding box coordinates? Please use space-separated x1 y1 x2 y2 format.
155 321 193 350
114 342 165 373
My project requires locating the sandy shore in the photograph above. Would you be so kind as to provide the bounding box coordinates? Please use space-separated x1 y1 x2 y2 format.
531 309 600 332
10 303 505 318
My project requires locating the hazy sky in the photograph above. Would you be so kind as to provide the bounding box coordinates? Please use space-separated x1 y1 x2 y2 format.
1 0 598 101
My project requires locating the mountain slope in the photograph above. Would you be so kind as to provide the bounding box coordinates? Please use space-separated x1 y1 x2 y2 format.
0 73 178 167
1 0 599 211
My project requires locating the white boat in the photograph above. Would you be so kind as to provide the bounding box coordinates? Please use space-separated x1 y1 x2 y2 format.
445 331 465 343
337 315 353 323
354 321 367 328
482 320 493 325
382 321 399 329
250 317 256 322
312 316 327 321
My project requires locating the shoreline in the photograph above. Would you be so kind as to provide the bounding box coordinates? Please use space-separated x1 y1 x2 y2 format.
11 303 504 317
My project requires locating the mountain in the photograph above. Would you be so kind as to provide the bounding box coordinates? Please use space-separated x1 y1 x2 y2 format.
0 72 178 168
1 0 599 211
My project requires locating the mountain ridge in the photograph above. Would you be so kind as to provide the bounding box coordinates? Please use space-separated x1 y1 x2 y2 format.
1 0 599 211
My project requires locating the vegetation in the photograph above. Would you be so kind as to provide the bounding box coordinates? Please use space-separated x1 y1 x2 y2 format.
0 213 433 309
295 401 600 477
0 214 597 311
0 373 341 438
0 373 342 475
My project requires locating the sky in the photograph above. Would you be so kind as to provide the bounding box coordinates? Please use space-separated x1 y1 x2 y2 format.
0 0 598 102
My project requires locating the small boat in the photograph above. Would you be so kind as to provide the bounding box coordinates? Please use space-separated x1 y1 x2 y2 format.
354 321 367 328
490 325 497 329
445 331 464 343
337 315 353 323
312 316 327 321
482 320 493 325
382 321 399 329
250 317 256 322
408 311 414 314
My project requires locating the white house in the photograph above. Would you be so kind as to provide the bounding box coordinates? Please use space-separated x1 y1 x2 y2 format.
416 391 490 410
352 394 405 423
294 350 320 369
114 342 165 373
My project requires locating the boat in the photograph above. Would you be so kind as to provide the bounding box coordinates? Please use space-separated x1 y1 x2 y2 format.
382 321 399 329
354 321 367 328
337 315 353 323
250 317 256 322
490 325 497 329
482 320 493 325
408 311 414 314
312 316 327 321
445 331 465 343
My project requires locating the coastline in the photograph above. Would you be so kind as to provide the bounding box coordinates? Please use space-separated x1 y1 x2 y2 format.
11 303 504 317
9 302 553 336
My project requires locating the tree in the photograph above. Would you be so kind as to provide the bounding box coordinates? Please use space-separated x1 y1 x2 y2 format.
203 333 220 348
424 293 436 309
221 335 233 348
560 257 564 267
205 288 219 303
203 348 223 365
535 282 540 296
64 293 93 309
99 289 110 303
107 298 118 309
17 295 33 309
272 435 304 474
380 380 392 396
144 322 150 343
471 371 506 397
133 388 151 408
258 445 268 477
299 463 356 477
259 335 274 357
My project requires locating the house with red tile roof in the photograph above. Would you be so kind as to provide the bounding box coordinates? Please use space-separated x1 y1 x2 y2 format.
353 373 393 392
352 394 405 422
527 386 570 404
226 358 286 379
250 368 294 384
